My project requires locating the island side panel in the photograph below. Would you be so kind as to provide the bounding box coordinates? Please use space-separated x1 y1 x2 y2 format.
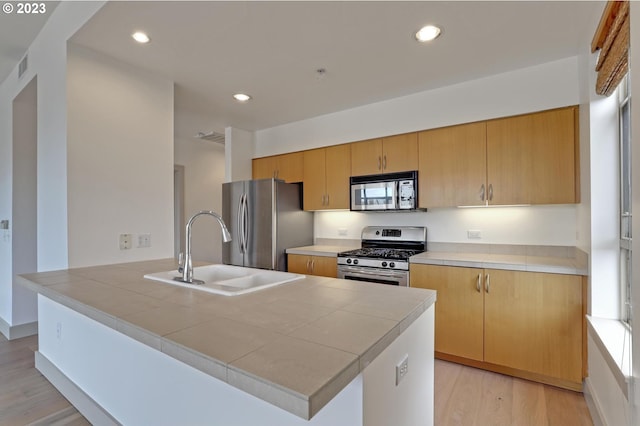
363 305 435 426
36 295 364 425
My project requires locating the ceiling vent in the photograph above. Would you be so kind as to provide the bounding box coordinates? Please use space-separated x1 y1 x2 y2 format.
18 55 28 79
195 131 225 145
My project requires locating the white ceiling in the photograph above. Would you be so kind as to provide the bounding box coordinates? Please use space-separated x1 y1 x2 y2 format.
3 1 605 140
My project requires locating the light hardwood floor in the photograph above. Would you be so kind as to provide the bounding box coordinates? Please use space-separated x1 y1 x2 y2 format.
0 333 88 426
1 334 592 425
435 359 593 425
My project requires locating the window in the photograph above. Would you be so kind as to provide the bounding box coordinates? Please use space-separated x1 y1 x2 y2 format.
619 75 632 326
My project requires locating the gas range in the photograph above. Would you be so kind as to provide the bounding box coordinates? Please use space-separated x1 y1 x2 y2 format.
337 226 426 285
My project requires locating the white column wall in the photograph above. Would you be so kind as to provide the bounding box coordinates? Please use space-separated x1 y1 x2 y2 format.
225 126 254 183
66 45 174 267
0 1 105 334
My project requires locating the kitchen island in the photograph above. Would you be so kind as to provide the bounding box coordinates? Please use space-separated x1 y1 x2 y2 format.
18 259 436 426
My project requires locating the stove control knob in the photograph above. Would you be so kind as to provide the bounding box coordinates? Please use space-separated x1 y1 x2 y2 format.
389 262 395 268
381 261 388 267
353 259 359 265
346 258 352 264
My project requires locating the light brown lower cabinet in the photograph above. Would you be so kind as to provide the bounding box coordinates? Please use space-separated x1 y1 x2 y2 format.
288 254 337 278
410 264 586 391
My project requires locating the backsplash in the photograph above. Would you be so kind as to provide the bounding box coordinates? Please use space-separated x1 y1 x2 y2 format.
314 204 578 247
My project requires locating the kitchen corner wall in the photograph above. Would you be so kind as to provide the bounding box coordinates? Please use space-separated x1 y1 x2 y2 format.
66 44 174 267
255 57 582 247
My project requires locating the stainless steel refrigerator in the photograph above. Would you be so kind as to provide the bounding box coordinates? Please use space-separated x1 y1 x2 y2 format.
222 179 313 271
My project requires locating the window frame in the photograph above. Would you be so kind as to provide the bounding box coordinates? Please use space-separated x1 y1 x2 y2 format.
619 75 632 327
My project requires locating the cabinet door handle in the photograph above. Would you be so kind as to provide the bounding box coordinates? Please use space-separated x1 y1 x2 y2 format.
326 194 330 206
476 273 482 292
306 259 311 273
311 259 315 272
480 184 486 201
488 184 493 201
485 274 490 293
378 156 382 170
383 155 387 170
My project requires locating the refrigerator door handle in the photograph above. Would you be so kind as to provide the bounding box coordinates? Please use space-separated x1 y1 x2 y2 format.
237 193 246 253
242 192 249 254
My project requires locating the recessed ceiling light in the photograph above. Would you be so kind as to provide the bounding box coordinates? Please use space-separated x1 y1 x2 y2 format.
132 31 150 44
415 25 441 42
233 93 252 102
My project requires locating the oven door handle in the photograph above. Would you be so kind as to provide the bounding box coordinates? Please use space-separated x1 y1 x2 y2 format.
339 266 406 278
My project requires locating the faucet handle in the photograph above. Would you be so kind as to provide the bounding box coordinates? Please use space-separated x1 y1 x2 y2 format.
178 252 185 273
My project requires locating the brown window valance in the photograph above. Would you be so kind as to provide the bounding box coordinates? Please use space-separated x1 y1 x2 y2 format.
591 0 630 97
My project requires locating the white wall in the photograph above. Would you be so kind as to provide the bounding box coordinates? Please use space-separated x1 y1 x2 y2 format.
256 57 580 155
0 1 105 334
66 45 174 268
256 58 582 247
174 137 226 263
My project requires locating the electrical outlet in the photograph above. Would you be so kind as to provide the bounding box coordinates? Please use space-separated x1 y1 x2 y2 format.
119 233 132 250
396 354 409 385
137 233 151 248
467 230 482 240
0 220 8 230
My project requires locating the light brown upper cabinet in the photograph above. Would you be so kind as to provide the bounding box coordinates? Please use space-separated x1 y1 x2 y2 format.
350 133 418 176
252 152 304 183
486 106 579 205
418 106 579 208
303 144 351 210
418 122 487 208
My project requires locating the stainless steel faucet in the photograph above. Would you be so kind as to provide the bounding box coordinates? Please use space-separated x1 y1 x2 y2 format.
177 210 232 284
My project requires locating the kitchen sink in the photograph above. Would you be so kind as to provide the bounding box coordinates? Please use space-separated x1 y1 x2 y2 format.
143 264 304 296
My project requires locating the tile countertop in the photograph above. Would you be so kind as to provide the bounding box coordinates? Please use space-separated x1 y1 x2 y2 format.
410 250 589 276
285 244 359 257
287 243 588 276
17 259 436 420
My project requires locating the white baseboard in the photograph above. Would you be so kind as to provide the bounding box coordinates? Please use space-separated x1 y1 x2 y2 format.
0 317 37 340
584 377 607 426
35 351 121 426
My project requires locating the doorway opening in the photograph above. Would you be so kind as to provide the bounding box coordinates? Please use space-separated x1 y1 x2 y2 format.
174 165 185 258
11 76 38 327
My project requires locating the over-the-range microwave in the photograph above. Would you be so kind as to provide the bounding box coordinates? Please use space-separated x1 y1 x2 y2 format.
350 171 419 211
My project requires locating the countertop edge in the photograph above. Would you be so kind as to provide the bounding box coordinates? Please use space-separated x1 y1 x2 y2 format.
286 245 358 257
409 253 588 276
287 244 589 276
